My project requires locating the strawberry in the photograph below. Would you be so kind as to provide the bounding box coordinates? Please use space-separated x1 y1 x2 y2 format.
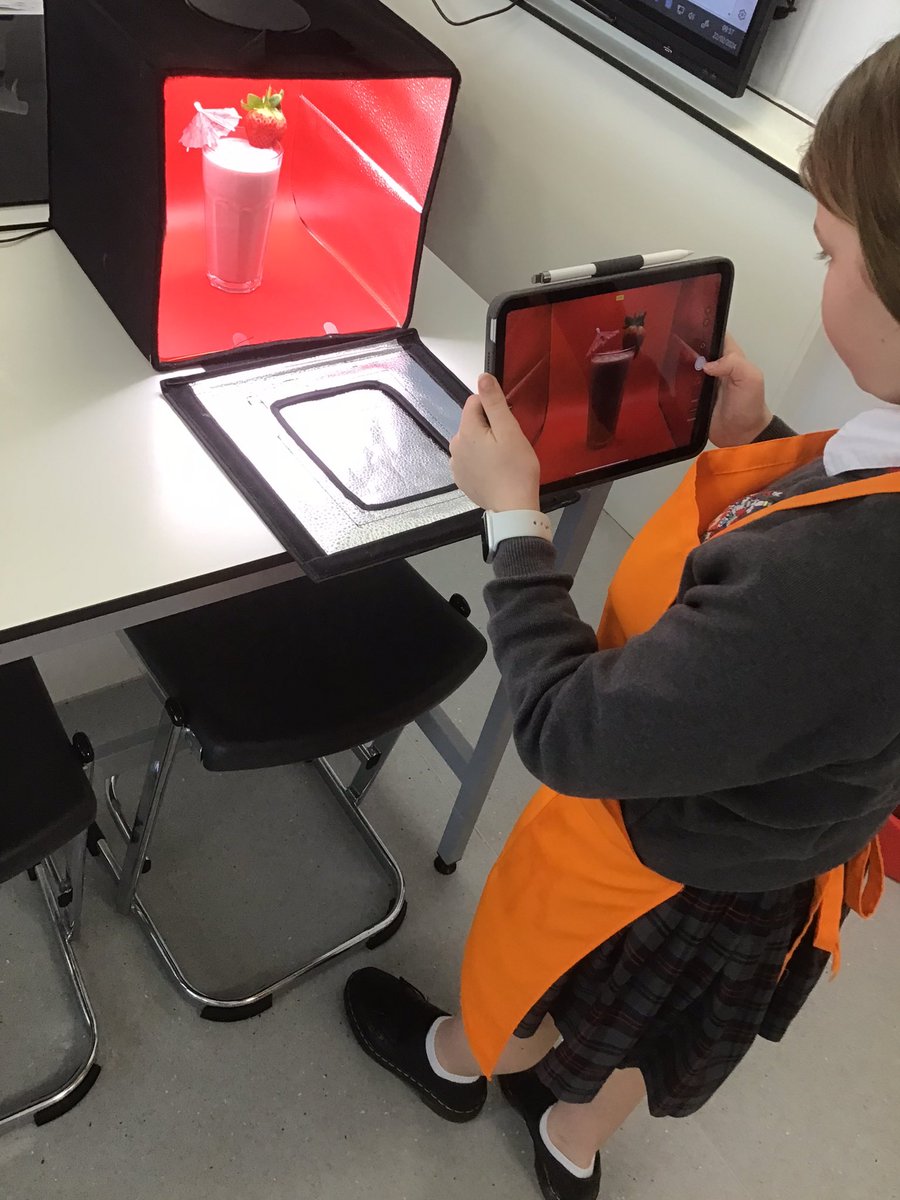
241 86 287 149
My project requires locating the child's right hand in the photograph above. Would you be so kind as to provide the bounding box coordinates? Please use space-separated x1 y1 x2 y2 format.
703 335 774 448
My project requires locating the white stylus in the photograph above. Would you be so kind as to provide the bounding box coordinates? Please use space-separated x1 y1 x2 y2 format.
532 249 692 286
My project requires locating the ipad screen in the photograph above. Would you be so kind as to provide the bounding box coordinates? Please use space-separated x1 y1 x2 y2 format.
494 268 727 488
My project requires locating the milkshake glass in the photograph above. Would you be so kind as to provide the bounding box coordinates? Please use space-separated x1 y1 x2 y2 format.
202 136 283 293
586 346 636 448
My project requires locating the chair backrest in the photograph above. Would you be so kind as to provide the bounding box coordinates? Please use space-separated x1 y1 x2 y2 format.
0 660 96 884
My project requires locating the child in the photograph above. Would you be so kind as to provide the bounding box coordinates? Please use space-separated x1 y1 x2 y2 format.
344 37 900 1200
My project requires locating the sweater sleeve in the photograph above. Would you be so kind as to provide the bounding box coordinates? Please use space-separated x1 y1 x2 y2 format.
483 512 890 800
754 415 796 442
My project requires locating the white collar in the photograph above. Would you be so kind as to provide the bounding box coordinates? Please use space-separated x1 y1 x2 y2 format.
823 406 900 477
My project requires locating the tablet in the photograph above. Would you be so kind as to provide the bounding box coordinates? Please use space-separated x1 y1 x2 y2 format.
485 257 734 494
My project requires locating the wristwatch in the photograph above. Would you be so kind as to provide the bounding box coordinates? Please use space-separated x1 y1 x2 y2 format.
482 509 553 563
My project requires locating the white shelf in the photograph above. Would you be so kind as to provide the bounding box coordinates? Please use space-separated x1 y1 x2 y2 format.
0 202 49 228
521 0 814 182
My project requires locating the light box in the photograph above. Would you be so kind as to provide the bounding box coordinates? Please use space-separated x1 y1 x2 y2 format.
158 73 453 365
45 0 459 369
45 0 480 579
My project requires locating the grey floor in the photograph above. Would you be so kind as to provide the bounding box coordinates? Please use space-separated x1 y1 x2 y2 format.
2 515 899 1200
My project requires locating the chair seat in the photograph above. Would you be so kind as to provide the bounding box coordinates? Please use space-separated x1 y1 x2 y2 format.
0 660 96 884
125 562 487 772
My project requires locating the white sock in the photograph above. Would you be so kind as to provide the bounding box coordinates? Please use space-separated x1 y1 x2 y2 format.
425 1015 481 1084
539 1107 596 1180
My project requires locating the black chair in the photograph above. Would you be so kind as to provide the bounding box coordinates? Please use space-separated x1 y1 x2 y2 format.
91 561 487 1019
0 659 100 1130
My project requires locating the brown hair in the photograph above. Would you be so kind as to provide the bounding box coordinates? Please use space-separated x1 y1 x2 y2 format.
800 36 900 322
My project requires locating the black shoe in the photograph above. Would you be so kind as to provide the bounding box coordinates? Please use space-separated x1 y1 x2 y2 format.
344 967 487 1124
501 1070 602 1200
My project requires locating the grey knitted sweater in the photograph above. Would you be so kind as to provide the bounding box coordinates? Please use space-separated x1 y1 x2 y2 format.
485 419 900 890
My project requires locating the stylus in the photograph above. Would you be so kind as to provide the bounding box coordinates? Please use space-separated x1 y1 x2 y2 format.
531 250 691 285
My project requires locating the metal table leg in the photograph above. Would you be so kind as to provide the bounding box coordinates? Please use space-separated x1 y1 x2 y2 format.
421 484 612 872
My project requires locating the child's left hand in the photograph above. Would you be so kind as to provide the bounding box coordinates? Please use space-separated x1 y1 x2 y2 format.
449 374 541 513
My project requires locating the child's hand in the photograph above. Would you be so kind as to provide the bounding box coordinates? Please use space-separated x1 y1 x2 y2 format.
704 335 774 448
450 374 541 512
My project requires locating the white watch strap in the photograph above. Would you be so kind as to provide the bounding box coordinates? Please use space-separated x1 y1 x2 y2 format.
486 509 553 552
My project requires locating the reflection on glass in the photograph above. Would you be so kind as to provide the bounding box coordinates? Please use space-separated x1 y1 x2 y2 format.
658 333 703 444
507 354 551 445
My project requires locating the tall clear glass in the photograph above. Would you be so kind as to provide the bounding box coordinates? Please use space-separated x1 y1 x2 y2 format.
586 346 636 449
202 137 283 294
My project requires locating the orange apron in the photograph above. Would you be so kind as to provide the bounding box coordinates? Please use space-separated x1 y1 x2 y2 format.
462 431 900 1077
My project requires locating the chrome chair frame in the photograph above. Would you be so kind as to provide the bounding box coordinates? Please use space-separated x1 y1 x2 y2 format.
1 754 101 1132
91 680 408 1020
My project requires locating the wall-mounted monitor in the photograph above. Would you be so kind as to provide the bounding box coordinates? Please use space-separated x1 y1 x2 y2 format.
527 0 784 97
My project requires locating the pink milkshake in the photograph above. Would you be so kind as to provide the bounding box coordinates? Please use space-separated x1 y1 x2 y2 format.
202 136 283 293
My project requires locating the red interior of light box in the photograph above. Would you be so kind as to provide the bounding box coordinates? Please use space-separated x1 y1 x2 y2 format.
159 75 452 364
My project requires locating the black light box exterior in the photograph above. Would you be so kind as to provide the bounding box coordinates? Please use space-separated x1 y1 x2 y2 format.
45 0 460 369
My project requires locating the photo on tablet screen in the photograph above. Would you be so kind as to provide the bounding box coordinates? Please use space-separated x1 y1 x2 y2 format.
491 264 730 489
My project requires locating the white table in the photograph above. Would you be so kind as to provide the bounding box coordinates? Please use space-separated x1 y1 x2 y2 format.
0 232 490 658
0 232 608 868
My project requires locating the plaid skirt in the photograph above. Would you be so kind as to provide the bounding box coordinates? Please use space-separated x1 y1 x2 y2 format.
515 881 829 1119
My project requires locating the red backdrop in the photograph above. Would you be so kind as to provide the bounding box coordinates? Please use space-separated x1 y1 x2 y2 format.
159 75 452 364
